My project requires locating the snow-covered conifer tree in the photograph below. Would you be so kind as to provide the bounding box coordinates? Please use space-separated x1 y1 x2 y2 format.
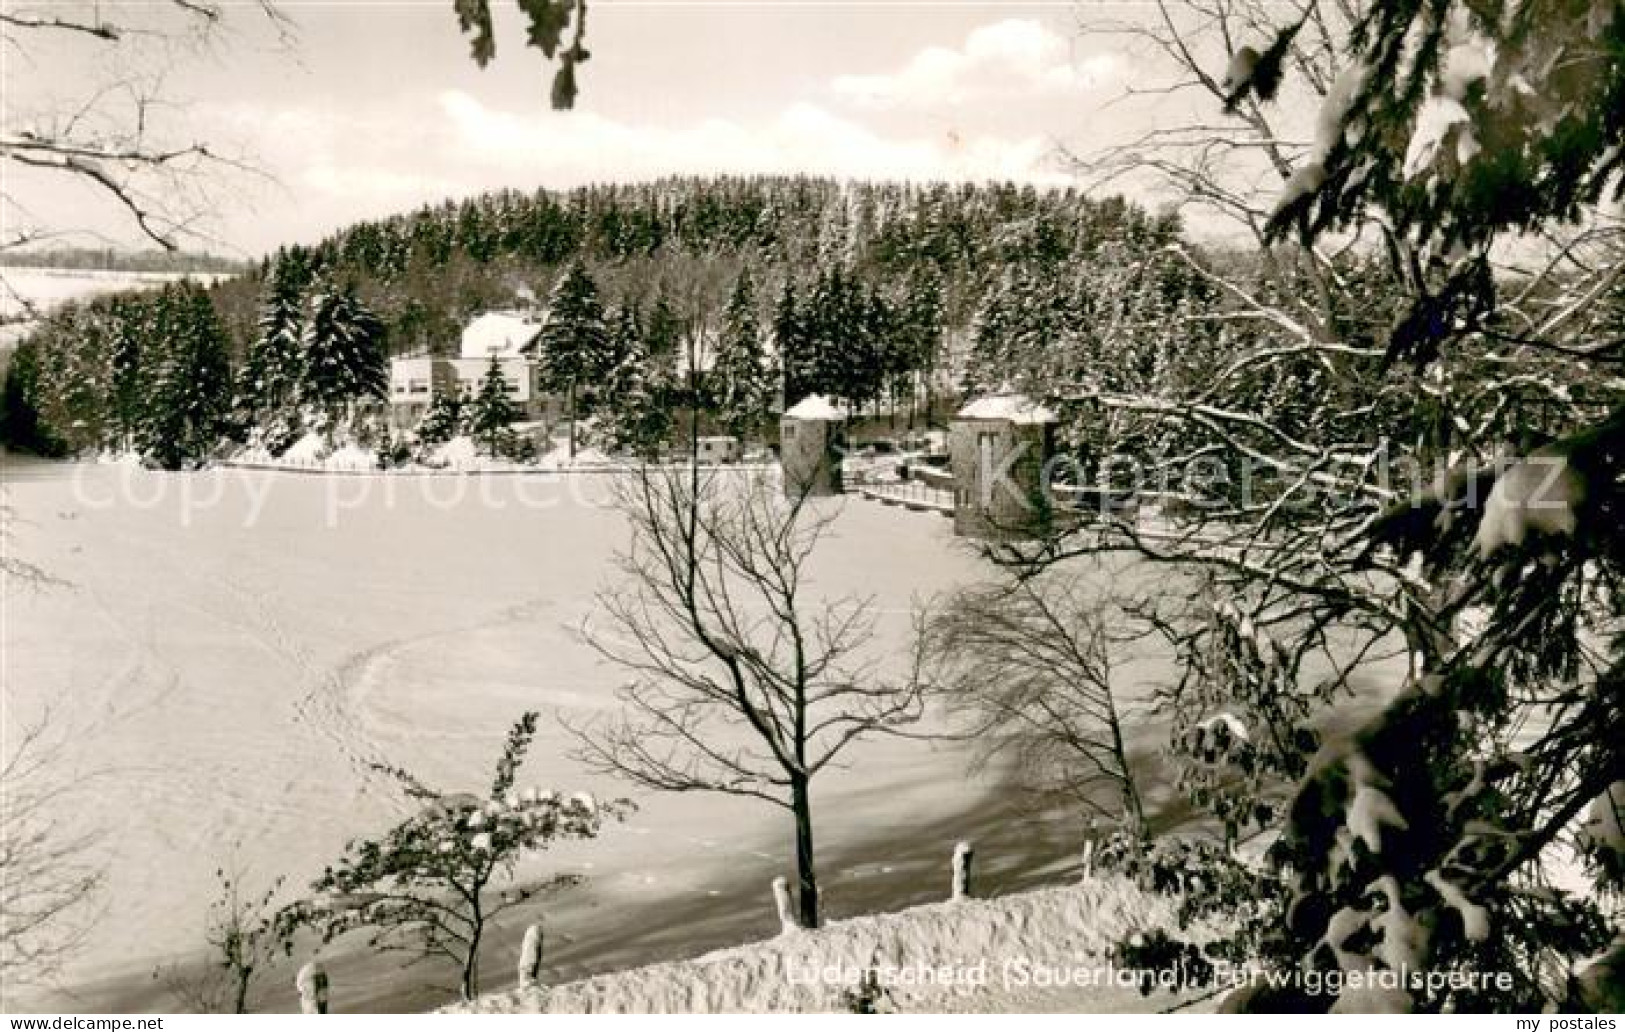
299 278 387 430
712 270 775 441
466 356 521 458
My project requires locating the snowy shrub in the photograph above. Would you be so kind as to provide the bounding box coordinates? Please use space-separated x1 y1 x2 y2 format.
836 969 896 1013
282 713 629 1001
414 390 465 449
1108 928 1216 997
1156 593 1322 850
1094 831 1283 963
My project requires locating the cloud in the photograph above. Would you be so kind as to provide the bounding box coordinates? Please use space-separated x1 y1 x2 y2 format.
831 19 1122 110
435 90 1067 186
203 84 1075 251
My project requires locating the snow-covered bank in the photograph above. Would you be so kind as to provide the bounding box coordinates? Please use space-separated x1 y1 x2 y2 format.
218 433 771 475
452 876 1211 1014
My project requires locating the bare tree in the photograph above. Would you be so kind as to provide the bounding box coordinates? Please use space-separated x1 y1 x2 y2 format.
1 0 292 257
926 573 1149 841
0 716 104 997
570 466 928 928
152 866 289 1014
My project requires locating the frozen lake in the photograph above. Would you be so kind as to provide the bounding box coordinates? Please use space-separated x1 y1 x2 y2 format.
4 460 1171 1011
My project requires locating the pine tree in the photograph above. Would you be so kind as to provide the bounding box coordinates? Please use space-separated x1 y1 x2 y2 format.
537 260 609 458
0 338 64 456
106 296 146 451
415 388 464 447
32 304 111 455
773 279 810 405
466 356 521 458
901 268 945 427
712 270 775 441
137 282 232 469
597 304 672 460
239 250 313 451
239 250 312 427
300 278 387 430
642 290 683 362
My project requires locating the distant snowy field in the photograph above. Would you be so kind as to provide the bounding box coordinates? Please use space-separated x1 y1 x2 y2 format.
1 267 231 319
0 268 233 347
5 462 1175 1011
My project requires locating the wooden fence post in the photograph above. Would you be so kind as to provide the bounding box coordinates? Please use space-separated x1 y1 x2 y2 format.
952 841 974 901
518 924 544 991
296 961 329 1014
772 875 800 934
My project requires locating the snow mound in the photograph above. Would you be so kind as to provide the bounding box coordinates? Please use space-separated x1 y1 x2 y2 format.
426 436 480 468
451 876 1200 1014
326 444 377 470
537 443 614 469
229 432 379 471
282 432 328 464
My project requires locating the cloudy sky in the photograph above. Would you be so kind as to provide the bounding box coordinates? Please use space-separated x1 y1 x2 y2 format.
5 1 1219 257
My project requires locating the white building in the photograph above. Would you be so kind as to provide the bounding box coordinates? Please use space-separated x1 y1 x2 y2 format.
460 311 543 360
389 311 554 424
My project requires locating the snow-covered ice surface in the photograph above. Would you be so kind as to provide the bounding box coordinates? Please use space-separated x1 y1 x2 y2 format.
450 876 1215 1014
3 458 1173 1012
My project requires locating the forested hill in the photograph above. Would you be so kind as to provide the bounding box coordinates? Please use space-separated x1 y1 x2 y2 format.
5 176 1225 464
213 175 1188 359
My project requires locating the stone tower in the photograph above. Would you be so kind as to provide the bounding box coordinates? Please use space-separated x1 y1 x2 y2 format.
779 395 846 498
949 393 1058 540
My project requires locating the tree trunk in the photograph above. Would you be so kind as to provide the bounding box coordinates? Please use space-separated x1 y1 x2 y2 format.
790 776 820 929
233 968 251 1015
1106 706 1148 847
567 383 577 460
462 912 483 1001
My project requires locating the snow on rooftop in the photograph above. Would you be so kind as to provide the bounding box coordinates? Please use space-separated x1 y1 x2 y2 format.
956 394 1058 424
461 312 543 359
783 395 845 421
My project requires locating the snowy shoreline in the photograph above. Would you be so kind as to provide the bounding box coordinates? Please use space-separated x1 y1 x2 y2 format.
215 458 779 477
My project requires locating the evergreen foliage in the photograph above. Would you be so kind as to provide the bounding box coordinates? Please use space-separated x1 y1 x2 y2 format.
136 282 233 469
711 270 776 440
537 260 610 456
595 304 673 460
299 277 388 422
283 713 625 1001
5 177 1211 463
466 356 522 458
238 249 313 427
415 388 465 447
